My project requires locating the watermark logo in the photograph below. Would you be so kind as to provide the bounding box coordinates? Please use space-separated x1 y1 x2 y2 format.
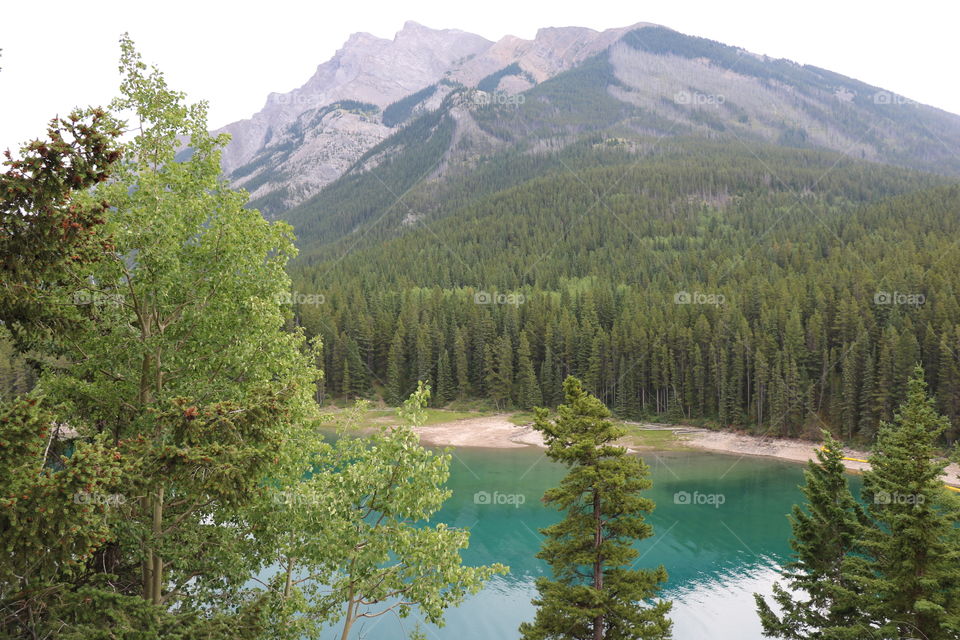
275 291 325 306
872 90 918 107
834 87 856 103
73 491 126 507
474 291 525 306
267 93 313 107
473 490 526 508
874 491 925 505
72 291 124 307
473 91 526 107
674 291 725 306
270 490 325 507
873 291 924 307
674 91 725 106
673 490 726 508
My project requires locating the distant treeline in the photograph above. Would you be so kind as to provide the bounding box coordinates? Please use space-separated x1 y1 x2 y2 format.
289 146 960 445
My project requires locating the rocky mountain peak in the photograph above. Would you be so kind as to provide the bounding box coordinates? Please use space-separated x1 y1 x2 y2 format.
214 20 673 210
215 19 960 222
215 22 491 174
342 30 384 46
398 20 433 34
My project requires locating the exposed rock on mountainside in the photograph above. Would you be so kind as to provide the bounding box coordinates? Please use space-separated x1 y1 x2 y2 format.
217 21 661 213
218 22 491 174
218 21 960 217
446 23 655 86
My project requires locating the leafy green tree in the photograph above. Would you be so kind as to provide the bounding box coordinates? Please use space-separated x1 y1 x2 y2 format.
521 376 671 640
754 432 870 639
584 333 603 399
840 345 861 440
343 334 369 397
249 383 507 640
14 35 321 636
857 351 877 442
874 328 897 424
856 366 960 640
752 349 768 427
937 328 960 431
310 335 326 404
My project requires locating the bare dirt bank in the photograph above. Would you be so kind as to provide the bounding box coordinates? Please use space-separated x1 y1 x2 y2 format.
673 426 960 487
413 415 960 488
413 415 544 448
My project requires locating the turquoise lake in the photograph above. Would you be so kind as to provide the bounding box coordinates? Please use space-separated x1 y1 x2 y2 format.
340 447 861 640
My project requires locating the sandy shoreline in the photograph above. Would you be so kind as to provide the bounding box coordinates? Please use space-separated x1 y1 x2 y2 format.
674 425 960 486
413 415 960 487
413 415 545 448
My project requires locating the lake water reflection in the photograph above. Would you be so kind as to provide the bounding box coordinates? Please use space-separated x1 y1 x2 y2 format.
343 447 858 640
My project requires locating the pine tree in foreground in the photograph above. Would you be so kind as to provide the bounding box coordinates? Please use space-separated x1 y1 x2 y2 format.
856 366 960 640
520 376 672 640
754 431 870 639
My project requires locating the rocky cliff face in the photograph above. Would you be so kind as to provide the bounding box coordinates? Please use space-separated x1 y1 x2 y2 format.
217 22 491 174
219 20 960 217
217 21 656 213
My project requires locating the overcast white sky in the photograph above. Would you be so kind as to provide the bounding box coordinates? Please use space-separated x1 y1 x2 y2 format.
1 0 957 151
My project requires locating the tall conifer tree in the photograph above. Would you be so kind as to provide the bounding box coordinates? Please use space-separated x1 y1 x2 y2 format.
755 432 869 639
856 366 960 640
520 377 671 640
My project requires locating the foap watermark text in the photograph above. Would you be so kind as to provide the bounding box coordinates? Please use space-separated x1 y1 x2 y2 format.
474 490 526 508
674 490 726 508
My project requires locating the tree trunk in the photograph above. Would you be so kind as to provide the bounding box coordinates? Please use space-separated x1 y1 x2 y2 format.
283 556 295 600
593 487 604 640
141 494 152 602
142 487 163 605
339 586 357 640
137 312 160 603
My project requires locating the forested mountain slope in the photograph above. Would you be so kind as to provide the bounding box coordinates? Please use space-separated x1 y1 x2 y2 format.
259 23 960 443
287 141 960 443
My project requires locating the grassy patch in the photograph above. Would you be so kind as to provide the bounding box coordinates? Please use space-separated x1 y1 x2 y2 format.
619 425 688 450
444 398 500 412
319 406 486 431
507 411 538 426
419 409 483 426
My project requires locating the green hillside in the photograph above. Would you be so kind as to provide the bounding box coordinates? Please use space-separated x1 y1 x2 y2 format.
285 140 960 443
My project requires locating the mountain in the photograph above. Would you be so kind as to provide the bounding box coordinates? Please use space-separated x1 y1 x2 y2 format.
217 21 659 212
214 21 490 208
218 22 960 218
238 20 960 438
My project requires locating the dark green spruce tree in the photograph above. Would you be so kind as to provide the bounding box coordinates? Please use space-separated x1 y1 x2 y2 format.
856 365 960 640
385 327 406 405
436 348 455 406
754 431 870 639
487 335 513 410
520 376 671 640
517 332 543 409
